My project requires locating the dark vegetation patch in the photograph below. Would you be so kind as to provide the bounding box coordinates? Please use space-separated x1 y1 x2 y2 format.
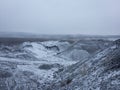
103 49 120 72
106 56 120 71
39 64 61 70
0 70 12 78
57 68 64 72
60 78 73 87
39 64 54 70
45 46 60 51
22 71 34 76
114 39 120 45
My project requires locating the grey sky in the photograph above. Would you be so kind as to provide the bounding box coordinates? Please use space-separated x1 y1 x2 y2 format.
0 0 120 35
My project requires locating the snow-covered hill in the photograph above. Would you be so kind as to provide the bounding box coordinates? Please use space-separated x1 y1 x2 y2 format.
0 39 118 90
46 39 120 90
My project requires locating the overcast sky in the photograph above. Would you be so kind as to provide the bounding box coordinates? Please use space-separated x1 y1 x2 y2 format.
0 0 120 35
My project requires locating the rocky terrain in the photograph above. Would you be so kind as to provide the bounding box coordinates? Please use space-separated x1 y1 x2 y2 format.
0 37 119 90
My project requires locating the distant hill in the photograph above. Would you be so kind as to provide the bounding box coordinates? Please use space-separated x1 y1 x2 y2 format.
0 31 120 41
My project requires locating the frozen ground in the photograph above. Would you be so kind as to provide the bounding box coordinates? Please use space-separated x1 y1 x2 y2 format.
0 38 119 90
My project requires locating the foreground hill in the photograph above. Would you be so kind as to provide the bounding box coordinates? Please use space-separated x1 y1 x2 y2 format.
46 39 120 90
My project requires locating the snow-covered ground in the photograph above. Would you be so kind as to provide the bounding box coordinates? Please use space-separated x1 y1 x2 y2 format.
0 39 117 90
0 41 77 83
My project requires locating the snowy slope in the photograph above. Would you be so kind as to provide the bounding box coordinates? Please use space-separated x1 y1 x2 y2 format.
47 39 120 90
